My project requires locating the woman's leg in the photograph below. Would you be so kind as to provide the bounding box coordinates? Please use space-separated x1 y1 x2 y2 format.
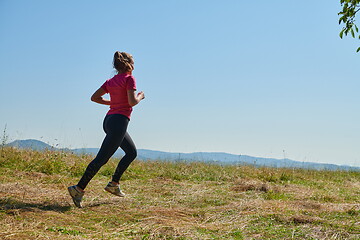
77 115 129 190
111 132 137 183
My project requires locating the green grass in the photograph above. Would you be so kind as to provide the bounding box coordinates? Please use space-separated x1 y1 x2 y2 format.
0 147 359 239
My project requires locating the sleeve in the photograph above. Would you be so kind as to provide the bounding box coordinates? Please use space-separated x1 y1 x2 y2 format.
100 80 109 93
126 75 137 90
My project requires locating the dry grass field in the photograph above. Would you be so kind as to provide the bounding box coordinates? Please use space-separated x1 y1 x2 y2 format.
0 147 359 239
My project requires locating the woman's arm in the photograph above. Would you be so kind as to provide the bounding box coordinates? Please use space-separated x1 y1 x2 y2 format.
91 87 111 105
127 90 145 107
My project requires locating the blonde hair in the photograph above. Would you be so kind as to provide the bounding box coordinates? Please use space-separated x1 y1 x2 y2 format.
113 51 134 73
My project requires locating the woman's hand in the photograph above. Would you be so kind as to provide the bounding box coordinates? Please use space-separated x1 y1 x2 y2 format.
137 91 145 100
128 90 145 107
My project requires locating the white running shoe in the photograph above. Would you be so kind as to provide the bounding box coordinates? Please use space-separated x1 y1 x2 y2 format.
104 182 125 197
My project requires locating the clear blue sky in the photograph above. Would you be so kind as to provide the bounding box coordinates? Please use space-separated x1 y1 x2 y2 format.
1 0 359 167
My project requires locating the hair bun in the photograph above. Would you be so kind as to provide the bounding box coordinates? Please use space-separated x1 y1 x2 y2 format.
113 51 134 73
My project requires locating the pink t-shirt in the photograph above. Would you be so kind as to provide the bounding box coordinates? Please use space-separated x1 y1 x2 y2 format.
101 73 137 119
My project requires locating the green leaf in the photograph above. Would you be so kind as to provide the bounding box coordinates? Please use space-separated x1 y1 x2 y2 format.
355 25 359 33
351 28 355 38
339 16 347 24
340 29 345 38
345 28 350 35
357 47 360 52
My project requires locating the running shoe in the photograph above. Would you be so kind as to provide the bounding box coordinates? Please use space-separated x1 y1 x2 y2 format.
104 182 125 197
68 185 84 208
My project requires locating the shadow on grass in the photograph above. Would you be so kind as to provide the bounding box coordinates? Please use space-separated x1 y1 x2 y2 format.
0 197 71 213
85 198 124 208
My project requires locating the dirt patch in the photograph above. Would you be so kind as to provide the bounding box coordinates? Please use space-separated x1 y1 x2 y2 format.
294 200 322 210
231 180 269 192
290 215 322 224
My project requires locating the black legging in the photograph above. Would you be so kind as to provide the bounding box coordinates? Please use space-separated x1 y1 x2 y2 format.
77 114 137 190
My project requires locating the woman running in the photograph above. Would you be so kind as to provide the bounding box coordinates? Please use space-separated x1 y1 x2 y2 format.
68 51 145 208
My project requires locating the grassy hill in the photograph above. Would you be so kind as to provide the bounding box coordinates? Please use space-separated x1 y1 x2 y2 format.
8 139 360 171
0 146 359 239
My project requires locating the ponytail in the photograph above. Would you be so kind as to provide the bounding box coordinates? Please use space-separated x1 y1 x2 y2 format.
113 51 134 73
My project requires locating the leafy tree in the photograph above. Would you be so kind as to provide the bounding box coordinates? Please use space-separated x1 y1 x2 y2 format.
338 0 360 52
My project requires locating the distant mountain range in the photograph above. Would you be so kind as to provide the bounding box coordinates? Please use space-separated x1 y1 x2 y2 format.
6 139 360 171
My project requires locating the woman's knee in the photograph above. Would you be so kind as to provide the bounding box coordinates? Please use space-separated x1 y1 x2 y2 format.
90 156 110 169
126 148 137 160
